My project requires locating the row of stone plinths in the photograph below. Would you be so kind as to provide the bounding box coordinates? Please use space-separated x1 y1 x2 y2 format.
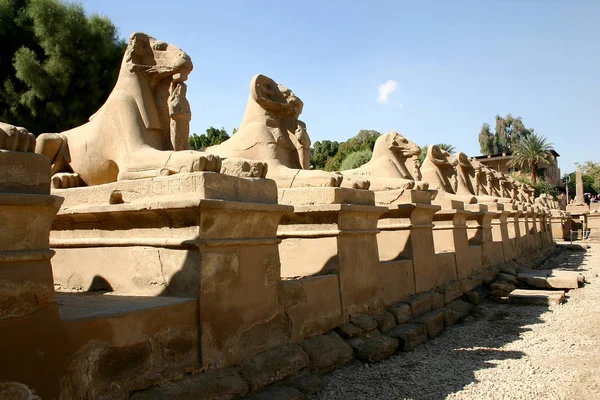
1 166 556 399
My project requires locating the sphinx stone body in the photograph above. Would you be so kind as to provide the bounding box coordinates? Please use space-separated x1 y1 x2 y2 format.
35 32 224 188
207 74 366 188
340 131 429 191
421 145 475 204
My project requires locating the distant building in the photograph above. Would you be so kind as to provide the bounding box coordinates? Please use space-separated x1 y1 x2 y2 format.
473 150 562 187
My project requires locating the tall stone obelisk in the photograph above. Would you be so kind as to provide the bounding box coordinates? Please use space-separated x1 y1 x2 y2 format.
575 167 585 204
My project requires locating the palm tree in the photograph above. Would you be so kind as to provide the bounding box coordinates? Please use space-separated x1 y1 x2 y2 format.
507 134 554 185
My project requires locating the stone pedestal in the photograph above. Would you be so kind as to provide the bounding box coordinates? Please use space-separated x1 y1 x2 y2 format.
465 204 495 268
432 205 476 281
517 206 531 255
376 190 441 294
506 207 522 257
50 172 293 370
588 211 600 241
278 188 386 318
0 151 67 399
550 210 567 241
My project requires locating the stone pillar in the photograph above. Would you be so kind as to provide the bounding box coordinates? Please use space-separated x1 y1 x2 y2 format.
505 207 521 260
576 167 585 204
465 204 495 268
278 188 386 317
517 206 532 254
550 210 566 241
376 190 441 294
0 150 67 399
588 211 600 241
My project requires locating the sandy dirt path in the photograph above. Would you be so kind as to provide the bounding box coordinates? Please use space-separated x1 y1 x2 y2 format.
313 243 600 400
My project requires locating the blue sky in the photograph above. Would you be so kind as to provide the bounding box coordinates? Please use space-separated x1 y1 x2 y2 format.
81 0 599 173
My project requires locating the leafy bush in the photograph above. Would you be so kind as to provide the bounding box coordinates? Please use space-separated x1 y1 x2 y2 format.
340 150 372 170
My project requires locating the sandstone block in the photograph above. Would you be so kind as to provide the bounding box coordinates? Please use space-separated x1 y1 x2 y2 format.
406 293 432 318
385 323 427 351
460 274 482 293
463 290 481 305
444 308 461 326
334 323 363 339
431 292 445 310
301 332 353 375
446 299 473 319
498 273 519 286
347 331 398 363
490 281 515 298
350 314 377 332
387 303 412 324
129 368 248 400
501 266 517 276
438 281 462 304
413 309 446 338
238 345 309 392
284 374 322 395
509 289 565 306
545 273 579 290
370 311 397 333
481 266 499 284
244 385 307 400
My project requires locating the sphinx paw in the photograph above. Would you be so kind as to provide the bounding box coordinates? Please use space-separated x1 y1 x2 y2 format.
52 173 81 189
220 158 268 178
163 151 222 175
0 123 36 152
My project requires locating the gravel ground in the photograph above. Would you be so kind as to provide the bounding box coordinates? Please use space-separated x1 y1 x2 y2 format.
312 243 600 400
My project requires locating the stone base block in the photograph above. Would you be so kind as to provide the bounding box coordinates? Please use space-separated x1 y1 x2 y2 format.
278 187 374 206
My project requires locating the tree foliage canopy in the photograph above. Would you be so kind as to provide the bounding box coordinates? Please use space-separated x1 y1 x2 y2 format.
340 150 372 170
189 126 230 149
310 129 380 171
0 0 126 133
507 133 554 185
478 114 533 155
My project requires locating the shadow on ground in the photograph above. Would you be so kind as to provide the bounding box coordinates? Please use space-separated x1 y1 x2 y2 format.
312 244 587 400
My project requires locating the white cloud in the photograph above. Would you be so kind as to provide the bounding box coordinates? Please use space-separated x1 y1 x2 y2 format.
377 80 398 104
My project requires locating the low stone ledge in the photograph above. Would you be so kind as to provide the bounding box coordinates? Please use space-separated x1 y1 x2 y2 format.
385 323 427 351
300 332 353 375
412 309 446 339
347 331 398 363
238 345 309 392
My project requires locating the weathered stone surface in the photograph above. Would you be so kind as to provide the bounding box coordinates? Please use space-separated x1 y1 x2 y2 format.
509 289 565 306
238 345 309 392
284 374 322 395
350 314 378 332
431 292 445 310
385 323 427 351
481 266 499 284
463 291 481 305
370 311 397 333
490 281 515 298
498 273 519 286
444 308 461 326
501 266 517 276
347 331 398 363
517 270 581 290
446 299 473 319
460 273 483 293
244 385 307 400
387 303 412 324
413 309 446 338
334 323 363 339
406 293 432 318
130 368 248 400
301 332 353 375
438 281 462 304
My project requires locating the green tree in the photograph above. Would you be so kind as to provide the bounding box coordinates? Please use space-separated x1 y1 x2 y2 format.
340 150 372 170
189 126 230 149
324 129 380 171
0 0 126 133
478 123 494 155
310 140 339 170
576 161 600 193
479 114 532 155
507 133 554 185
566 171 599 197
513 175 559 199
